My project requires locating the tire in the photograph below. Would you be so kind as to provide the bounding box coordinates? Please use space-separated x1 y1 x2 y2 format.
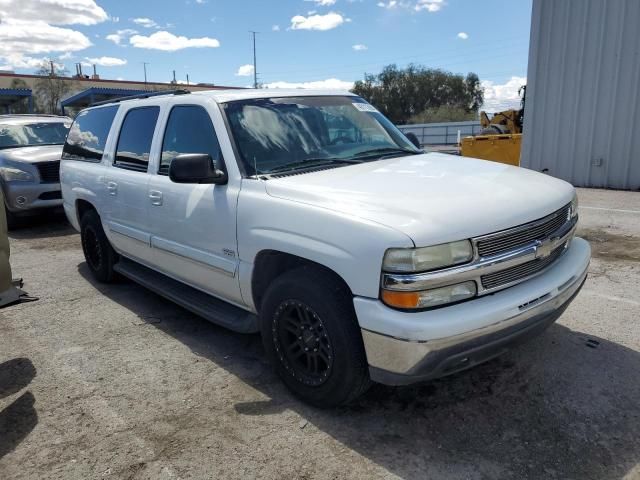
4 207 19 231
260 266 371 407
80 209 118 283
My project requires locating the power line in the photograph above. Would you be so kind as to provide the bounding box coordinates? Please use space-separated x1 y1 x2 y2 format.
259 48 529 85
258 36 528 78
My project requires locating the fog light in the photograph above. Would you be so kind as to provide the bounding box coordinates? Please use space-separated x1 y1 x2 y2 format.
16 196 27 206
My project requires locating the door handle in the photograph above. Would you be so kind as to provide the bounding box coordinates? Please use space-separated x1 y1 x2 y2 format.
149 190 163 206
107 181 118 195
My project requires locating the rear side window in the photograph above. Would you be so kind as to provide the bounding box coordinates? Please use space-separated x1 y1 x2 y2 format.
114 106 160 172
159 105 222 175
62 105 118 162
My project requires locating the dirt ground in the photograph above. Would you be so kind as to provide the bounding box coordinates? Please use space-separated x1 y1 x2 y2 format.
1 188 639 480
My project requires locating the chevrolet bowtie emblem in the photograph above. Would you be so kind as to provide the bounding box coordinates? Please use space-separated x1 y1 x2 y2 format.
535 238 554 259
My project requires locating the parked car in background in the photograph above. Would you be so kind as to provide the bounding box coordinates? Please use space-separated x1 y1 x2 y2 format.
0 114 71 229
60 90 590 407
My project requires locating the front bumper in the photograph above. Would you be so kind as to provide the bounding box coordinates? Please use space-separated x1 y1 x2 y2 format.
356 237 590 386
3 181 62 213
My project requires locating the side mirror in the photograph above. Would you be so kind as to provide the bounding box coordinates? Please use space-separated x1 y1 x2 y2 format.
169 154 226 184
405 132 421 149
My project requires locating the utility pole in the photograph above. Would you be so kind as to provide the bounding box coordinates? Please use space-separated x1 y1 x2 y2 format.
142 62 150 85
250 31 258 89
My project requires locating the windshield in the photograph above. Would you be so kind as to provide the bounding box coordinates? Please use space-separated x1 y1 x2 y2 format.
0 122 70 150
223 96 420 175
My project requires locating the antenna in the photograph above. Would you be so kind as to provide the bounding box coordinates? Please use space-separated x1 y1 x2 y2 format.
250 31 259 89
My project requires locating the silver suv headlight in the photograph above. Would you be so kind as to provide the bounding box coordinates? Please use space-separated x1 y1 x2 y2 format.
0 166 34 182
383 240 473 273
381 240 476 310
569 192 578 219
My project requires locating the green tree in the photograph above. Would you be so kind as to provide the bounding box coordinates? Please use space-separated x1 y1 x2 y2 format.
33 61 76 114
8 78 30 113
351 64 484 124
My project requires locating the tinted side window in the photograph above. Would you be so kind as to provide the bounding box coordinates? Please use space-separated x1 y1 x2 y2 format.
114 106 160 172
62 105 118 162
160 105 222 175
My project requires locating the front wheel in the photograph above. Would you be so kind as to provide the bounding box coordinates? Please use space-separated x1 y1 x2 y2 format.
80 209 118 283
260 266 371 407
4 207 19 231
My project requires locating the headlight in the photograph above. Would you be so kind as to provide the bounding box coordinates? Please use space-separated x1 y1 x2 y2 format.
383 240 473 273
0 166 34 182
381 281 477 309
569 192 578 219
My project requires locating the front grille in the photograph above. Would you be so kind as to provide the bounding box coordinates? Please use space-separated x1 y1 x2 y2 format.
476 204 571 257
481 243 567 290
35 161 60 183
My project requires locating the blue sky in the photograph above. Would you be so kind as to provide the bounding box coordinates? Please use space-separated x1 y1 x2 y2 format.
0 0 532 109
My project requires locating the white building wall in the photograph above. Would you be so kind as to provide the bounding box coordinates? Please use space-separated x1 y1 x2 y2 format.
521 0 640 190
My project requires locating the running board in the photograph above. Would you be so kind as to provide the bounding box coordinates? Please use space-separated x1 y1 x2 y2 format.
114 257 259 334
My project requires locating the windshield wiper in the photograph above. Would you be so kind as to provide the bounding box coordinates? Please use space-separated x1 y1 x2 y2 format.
266 157 360 174
352 147 421 160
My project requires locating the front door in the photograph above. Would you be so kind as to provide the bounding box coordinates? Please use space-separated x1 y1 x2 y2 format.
146 104 243 305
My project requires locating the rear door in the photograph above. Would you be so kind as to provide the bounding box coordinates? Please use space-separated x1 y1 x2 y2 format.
103 105 160 265
146 103 243 305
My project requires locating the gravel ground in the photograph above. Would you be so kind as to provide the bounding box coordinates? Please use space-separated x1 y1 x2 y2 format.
1 187 639 480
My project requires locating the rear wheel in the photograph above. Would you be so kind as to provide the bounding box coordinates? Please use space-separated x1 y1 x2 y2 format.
80 209 118 283
260 266 371 407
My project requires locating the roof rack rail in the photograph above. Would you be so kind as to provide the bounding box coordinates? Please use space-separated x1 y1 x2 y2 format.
91 89 191 107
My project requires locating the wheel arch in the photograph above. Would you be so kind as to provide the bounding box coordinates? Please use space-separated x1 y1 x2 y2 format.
76 198 97 224
251 249 353 312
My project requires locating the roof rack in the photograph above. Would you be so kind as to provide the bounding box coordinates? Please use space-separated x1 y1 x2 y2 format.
91 89 191 107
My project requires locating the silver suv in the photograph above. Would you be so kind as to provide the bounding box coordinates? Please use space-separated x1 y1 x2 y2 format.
0 114 71 228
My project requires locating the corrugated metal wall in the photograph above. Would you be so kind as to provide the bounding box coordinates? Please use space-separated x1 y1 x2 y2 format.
521 0 640 190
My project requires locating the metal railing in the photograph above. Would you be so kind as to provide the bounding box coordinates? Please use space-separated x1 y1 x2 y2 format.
397 121 482 146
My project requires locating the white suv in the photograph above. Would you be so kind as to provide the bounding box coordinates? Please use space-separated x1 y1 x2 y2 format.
60 89 590 407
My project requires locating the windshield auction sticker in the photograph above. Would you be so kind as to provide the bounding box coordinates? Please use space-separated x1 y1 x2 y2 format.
352 103 378 113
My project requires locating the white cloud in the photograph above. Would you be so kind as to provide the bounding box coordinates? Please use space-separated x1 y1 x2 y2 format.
377 1 398 8
84 56 127 67
0 0 108 26
414 0 444 12
263 78 354 90
305 0 337 5
60 51 74 59
236 64 255 76
272 25 280 31
0 19 92 58
352 44 367 51
377 0 444 12
290 12 345 31
132 17 158 28
105 29 138 45
481 76 526 112
130 31 220 51
457 31 468 40
0 0 105 70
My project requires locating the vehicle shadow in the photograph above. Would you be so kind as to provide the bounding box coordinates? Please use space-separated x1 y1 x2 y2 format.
7 212 75 240
0 358 38 460
78 264 640 479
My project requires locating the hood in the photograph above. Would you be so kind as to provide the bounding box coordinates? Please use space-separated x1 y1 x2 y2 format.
264 152 575 246
0 145 63 164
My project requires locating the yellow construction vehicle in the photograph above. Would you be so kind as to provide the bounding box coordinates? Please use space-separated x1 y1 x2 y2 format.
461 85 525 166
